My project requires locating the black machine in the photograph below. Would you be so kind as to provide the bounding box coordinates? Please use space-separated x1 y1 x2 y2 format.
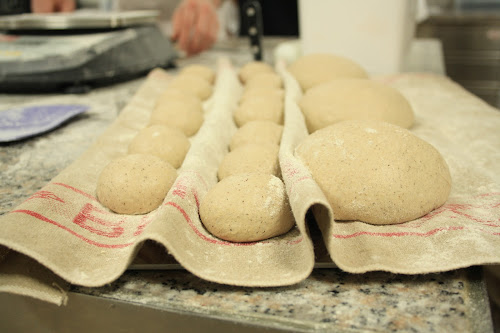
0 10 178 93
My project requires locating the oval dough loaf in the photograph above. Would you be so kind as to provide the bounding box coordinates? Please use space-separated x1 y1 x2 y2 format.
245 72 283 91
218 143 280 180
128 125 190 168
200 173 295 242
239 88 284 105
288 53 368 91
239 61 274 84
233 97 284 127
295 120 452 225
299 79 415 133
168 73 213 100
155 88 202 111
229 120 283 151
180 64 215 84
150 99 204 136
97 154 177 215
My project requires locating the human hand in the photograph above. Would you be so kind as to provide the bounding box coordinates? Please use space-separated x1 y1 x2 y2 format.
172 0 220 56
31 0 76 13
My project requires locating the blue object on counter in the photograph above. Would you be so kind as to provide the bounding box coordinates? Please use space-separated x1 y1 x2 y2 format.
0 104 88 142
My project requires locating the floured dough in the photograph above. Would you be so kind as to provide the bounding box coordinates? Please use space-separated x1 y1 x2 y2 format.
245 72 283 91
239 61 274 84
288 53 368 91
128 125 190 168
200 173 295 242
218 143 280 180
299 79 415 133
150 99 204 136
180 64 216 84
155 88 203 111
229 120 283 151
168 73 213 100
233 97 284 127
295 120 452 225
97 154 177 215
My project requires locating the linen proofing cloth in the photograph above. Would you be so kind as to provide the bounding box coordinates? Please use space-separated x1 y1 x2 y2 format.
0 58 499 306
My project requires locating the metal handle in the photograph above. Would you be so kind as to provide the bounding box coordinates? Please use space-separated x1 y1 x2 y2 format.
243 0 263 61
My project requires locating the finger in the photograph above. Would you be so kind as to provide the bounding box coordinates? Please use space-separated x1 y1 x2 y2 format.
171 5 185 40
31 0 55 13
189 6 209 54
179 4 197 54
190 2 216 55
59 0 76 12
195 5 218 53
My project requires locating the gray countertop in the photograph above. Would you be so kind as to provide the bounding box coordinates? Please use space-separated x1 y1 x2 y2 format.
0 37 494 332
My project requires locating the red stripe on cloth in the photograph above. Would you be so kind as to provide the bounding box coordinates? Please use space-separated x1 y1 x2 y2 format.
11 209 134 249
53 182 97 202
332 226 466 239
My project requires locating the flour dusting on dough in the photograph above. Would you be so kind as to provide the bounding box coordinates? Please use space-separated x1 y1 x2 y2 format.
265 176 284 218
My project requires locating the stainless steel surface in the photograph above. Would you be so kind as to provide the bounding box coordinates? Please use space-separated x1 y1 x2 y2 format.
0 10 159 30
417 11 500 107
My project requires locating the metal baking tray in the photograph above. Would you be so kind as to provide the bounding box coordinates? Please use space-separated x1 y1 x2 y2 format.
0 9 159 30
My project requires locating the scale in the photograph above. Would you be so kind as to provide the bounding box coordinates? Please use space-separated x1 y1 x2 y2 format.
0 10 178 93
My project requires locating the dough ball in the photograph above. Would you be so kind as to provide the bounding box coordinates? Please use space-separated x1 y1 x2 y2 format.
295 120 452 225
240 88 285 105
150 99 204 136
218 143 280 180
245 72 283 91
168 74 213 100
229 120 283 151
239 61 274 84
299 79 415 133
180 64 216 84
288 53 368 91
200 173 295 242
233 97 284 127
97 154 177 215
128 125 190 169
156 88 202 111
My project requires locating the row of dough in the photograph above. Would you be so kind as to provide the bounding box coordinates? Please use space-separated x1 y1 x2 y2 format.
287 53 452 225
96 65 216 215
200 63 295 243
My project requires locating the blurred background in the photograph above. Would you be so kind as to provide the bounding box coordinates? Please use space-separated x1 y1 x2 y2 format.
418 0 500 108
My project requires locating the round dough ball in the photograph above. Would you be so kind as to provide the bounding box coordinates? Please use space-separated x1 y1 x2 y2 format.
128 125 190 169
156 88 202 111
295 120 452 225
245 72 283 91
233 97 284 127
239 61 274 84
288 53 368 91
299 79 415 133
169 74 213 100
240 88 284 105
200 173 295 242
229 120 283 151
180 64 216 84
150 99 204 136
218 143 280 180
97 154 177 215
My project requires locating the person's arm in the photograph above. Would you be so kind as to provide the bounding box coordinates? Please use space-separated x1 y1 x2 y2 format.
31 0 76 13
171 0 221 56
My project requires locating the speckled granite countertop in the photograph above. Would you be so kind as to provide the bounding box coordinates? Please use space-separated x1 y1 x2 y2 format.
71 268 491 332
0 38 494 332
